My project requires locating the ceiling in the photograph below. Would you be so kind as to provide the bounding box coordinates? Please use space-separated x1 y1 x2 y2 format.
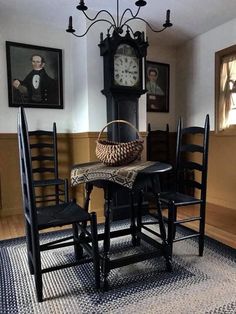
1 0 236 46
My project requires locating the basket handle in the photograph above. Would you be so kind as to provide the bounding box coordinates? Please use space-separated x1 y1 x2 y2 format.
97 120 142 141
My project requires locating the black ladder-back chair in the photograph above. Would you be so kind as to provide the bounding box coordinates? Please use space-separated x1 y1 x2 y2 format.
29 122 67 206
147 123 170 163
147 123 173 191
17 107 100 302
160 114 210 257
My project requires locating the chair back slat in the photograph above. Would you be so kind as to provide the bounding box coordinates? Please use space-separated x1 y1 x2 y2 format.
179 161 203 172
29 130 53 136
180 144 204 153
182 126 205 135
32 167 55 174
30 143 54 149
31 156 54 161
181 179 202 190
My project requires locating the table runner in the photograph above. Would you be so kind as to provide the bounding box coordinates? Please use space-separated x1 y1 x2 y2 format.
71 161 156 189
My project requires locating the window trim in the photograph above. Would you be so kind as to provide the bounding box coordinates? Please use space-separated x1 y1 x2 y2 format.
215 45 236 135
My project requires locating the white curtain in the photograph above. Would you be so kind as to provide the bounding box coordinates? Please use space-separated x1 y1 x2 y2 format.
218 55 236 130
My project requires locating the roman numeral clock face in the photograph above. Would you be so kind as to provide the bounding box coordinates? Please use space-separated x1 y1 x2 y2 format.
114 44 140 87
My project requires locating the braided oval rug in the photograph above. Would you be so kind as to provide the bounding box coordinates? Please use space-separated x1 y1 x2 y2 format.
0 220 235 314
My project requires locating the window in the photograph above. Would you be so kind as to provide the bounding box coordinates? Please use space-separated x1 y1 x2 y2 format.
215 45 236 133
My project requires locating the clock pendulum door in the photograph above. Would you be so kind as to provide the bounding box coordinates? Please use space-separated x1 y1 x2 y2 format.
106 94 138 142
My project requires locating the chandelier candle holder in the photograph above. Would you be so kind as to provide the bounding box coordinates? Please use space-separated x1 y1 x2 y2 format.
66 0 173 38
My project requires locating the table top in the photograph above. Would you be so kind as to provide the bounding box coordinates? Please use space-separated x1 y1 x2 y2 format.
71 160 172 189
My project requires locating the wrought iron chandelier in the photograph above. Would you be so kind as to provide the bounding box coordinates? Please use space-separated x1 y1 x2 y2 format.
66 0 173 37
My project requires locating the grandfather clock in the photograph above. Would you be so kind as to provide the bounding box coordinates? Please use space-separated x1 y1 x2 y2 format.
99 30 148 141
99 30 148 219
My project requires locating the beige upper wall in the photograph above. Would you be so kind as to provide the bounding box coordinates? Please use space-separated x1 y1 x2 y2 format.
176 17 236 129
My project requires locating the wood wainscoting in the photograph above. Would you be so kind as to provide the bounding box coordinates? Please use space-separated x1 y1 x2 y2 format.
0 134 22 216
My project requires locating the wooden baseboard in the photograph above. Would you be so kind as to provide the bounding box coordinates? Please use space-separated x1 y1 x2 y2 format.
0 207 22 217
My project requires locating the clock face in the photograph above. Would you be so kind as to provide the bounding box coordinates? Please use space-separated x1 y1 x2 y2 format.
114 44 140 87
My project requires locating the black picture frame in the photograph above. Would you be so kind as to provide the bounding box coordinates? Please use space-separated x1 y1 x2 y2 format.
146 61 169 112
6 41 63 109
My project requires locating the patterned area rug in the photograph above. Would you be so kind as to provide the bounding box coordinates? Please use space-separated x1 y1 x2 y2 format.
0 219 235 314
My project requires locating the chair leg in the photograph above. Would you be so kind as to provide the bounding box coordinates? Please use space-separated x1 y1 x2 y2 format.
173 207 177 240
72 223 83 260
167 202 175 258
90 212 100 289
32 232 43 302
199 203 206 256
25 221 34 274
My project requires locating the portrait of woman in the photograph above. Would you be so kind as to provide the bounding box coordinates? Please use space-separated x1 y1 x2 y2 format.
146 61 169 112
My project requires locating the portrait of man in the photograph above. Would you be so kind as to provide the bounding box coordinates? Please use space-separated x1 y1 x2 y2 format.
6 41 63 109
146 61 169 112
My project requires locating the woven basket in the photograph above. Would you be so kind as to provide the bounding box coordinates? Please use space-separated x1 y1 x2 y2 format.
96 120 144 166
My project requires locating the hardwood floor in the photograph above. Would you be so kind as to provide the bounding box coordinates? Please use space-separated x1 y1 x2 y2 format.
0 203 235 248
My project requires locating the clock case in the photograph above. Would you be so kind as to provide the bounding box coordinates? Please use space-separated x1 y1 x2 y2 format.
99 30 149 220
99 30 148 142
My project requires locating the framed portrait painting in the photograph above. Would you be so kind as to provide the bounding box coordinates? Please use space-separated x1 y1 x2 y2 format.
6 41 63 109
146 61 169 112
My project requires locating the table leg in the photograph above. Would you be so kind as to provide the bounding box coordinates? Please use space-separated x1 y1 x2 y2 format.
151 176 172 272
83 183 93 232
130 191 138 246
102 186 111 291
84 183 93 211
136 189 143 246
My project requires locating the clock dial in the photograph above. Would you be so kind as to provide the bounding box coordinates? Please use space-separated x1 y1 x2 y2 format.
114 55 139 86
114 44 140 87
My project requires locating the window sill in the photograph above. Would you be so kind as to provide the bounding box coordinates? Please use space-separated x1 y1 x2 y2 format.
215 126 236 136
